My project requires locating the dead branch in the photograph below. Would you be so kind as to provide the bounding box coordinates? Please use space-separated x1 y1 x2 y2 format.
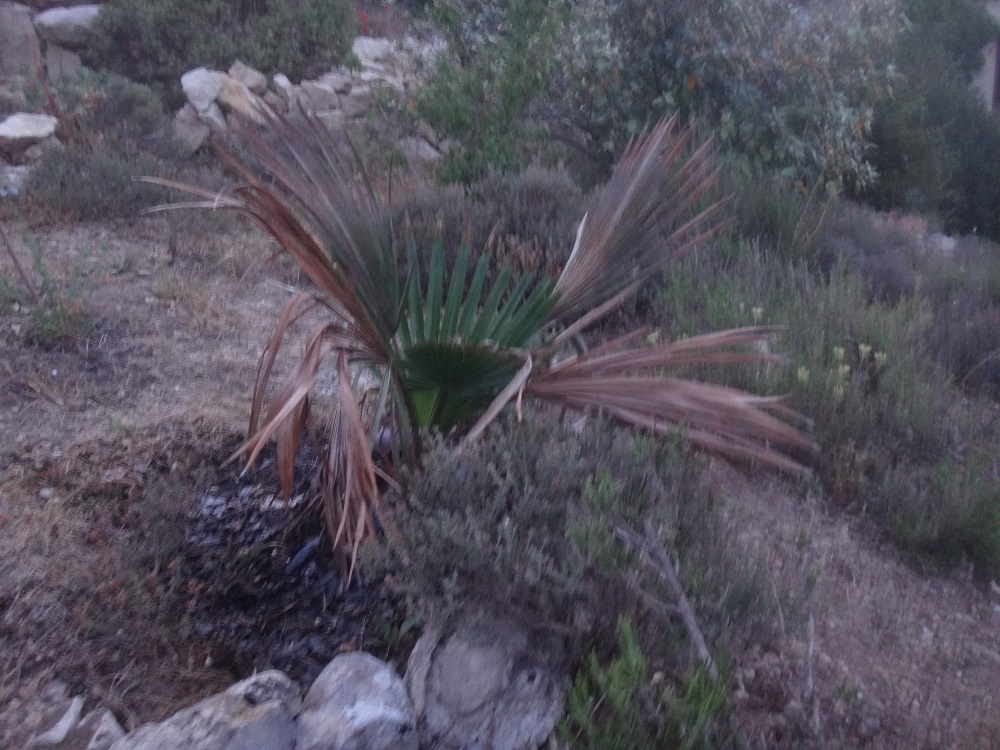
612 521 719 681
0 222 39 303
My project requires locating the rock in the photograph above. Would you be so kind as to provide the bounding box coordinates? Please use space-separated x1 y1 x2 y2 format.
296 652 417 750
338 87 372 120
263 90 286 115
181 68 222 116
28 709 126 750
21 135 62 163
216 73 264 123
172 103 210 157
25 695 83 746
73 710 126 750
0 164 29 196
228 60 268 95
298 80 340 112
110 671 300 750
44 44 81 81
406 615 568 750
317 70 353 95
33 5 100 50
355 69 406 95
272 74 296 106
0 2 41 77
199 101 227 134
0 113 58 159
352 37 395 68
397 136 441 163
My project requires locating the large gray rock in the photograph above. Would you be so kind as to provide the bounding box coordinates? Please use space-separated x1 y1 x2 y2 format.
0 113 58 159
216 73 265 123
24 696 83 747
44 44 81 81
228 61 268 96
33 5 100 50
352 37 395 68
397 136 441 163
25 708 126 750
181 68 222 117
406 616 568 750
0 2 40 77
296 652 417 750
110 671 300 750
173 103 210 157
298 80 341 112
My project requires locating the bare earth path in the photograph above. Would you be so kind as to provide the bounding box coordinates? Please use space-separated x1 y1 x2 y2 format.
1 219 998 748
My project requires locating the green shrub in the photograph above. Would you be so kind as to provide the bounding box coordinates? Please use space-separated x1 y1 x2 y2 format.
861 0 1000 238
656 221 1000 575
876 453 1000 575
560 620 730 750
23 145 173 222
392 165 585 281
545 0 902 188
363 414 696 636
418 0 552 183
84 0 355 108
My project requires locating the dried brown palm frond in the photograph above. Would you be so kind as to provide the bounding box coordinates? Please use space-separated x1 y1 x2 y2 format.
551 115 727 325
526 327 816 476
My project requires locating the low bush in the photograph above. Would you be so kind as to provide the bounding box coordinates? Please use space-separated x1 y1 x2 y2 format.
19 73 185 221
23 145 173 222
560 621 730 750
391 165 585 281
84 0 355 108
363 410 776 648
656 216 1000 576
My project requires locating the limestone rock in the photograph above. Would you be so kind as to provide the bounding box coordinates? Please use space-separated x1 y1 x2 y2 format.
228 60 268 95
272 74 295 106
200 101 227 134
33 5 100 50
397 136 441 163
296 652 417 750
352 37 395 68
110 671 300 750
27 709 126 750
0 2 40 77
173 103 210 157
25 696 83 747
217 73 264 123
0 164 29 196
0 113 58 159
406 615 568 750
298 80 340 112
316 70 353 95
262 90 286 115
338 87 372 120
21 134 63 163
72 710 126 750
181 68 222 116
44 44 81 81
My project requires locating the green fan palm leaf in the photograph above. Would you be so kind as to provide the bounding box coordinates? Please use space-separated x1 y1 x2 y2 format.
148 110 814 577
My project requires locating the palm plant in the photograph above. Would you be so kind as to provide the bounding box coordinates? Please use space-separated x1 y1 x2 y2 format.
151 112 814 575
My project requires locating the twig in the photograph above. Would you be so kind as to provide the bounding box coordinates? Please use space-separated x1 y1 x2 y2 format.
807 613 822 739
0 222 39 303
612 521 718 681
621 572 682 620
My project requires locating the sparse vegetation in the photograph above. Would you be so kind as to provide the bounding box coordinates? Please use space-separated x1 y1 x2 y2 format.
3 0 1000 746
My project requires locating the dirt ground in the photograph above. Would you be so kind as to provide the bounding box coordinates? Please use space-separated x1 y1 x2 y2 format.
1 218 999 748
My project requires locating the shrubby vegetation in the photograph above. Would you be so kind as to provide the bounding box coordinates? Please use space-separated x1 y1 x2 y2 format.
862 0 1000 237
84 0 355 107
20 73 178 221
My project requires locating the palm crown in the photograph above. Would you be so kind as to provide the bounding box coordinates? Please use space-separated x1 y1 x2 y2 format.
152 111 815 576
